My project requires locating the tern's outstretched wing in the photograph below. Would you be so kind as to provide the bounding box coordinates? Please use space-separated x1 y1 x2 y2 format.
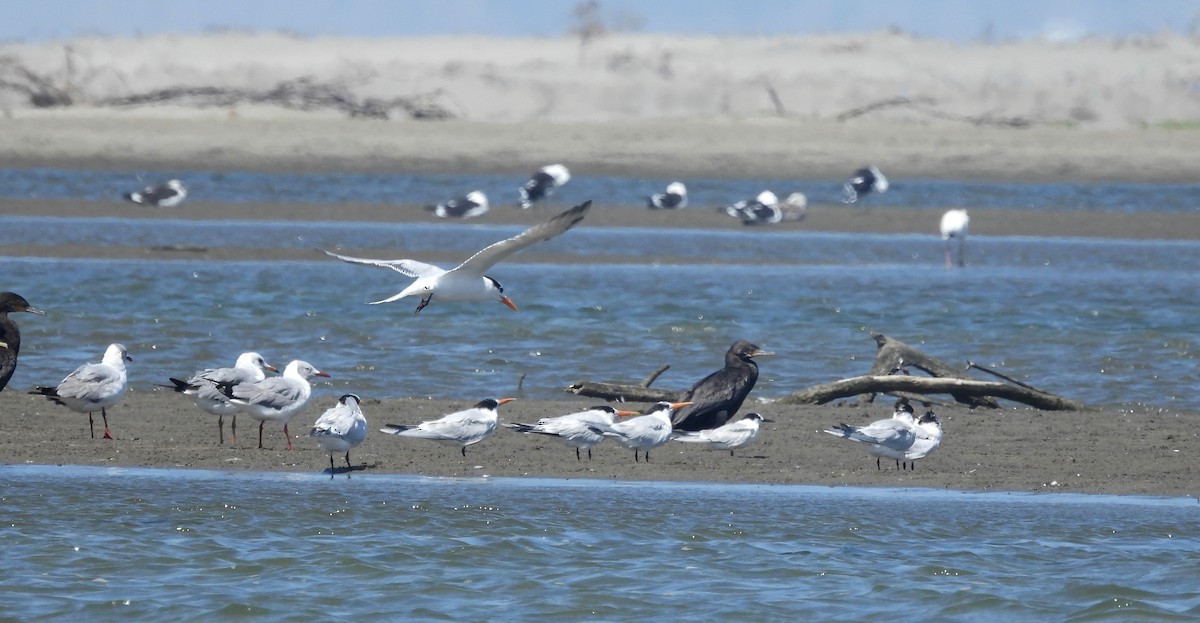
453 200 591 275
322 250 445 279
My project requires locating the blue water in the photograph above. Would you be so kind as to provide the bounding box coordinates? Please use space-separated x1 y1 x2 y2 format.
3 465 1198 622
4 166 1200 212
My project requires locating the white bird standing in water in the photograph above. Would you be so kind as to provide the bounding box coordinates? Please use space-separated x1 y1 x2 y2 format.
323 201 591 313
309 393 368 472
672 412 770 456
940 209 970 268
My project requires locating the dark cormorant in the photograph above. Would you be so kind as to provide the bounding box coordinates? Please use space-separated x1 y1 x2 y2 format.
0 292 45 393
671 340 774 432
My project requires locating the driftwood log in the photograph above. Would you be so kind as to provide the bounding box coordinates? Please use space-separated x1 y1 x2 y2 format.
565 333 1089 411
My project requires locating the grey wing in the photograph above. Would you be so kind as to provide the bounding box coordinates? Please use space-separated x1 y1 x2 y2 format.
196 365 254 386
454 200 591 274
322 250 445 279
232 378 304 409
58 363 121 400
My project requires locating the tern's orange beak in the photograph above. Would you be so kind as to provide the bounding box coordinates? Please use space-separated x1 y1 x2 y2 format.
497 397 518 405
669 401 693 410
615 409 639 417
500 295 519 311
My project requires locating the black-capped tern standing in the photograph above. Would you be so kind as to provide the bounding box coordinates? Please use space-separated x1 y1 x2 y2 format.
672 412 771 456
309 393 368 472
323 200 592 313
504 405 638 460
380 397 516 456
598 401 692 463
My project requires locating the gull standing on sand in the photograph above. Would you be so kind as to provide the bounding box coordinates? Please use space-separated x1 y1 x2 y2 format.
598 401 692 463
940 209 970 268
380 397 516 456
504 405 638 460
646 182 688 209
519 164 571 208
323 200 592 313
164 352 277 445
672 412 770 456
427 190 489 219
31 343 131 440
822 410 918 470
672 340 774 432
0 292 45 393
309 393 368 472
220 359 330 451
123 179 188 207
842 166 888 204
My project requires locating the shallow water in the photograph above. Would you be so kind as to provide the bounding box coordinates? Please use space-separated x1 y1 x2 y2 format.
3 465 1198 622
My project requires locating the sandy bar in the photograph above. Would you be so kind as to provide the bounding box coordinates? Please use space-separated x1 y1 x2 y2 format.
1 391 1196 498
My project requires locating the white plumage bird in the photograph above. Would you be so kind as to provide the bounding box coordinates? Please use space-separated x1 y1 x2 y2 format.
646 181 688 209
323 200 591 313
427 190 489 219
380 397 516 456
823 411 918 470
309 393 368 472
519 164 571 208
165 351 277 445
31 343 131 440
940 209 970 268
220 359 330 451
123 179 187 207
504 405 638 460
672 412 770 456
598 401 692 463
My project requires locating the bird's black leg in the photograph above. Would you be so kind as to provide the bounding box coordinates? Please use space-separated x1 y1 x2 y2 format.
876 456 881 470
89 412 95 439
575 447 581 461
587 448 592 461
345 451 352 468
730 450 735 457
415 295 432 313
231 415 238 445
258 421 265 449
461 446 467 457
329 453 336 472
218 414 225 445
634 450 641 463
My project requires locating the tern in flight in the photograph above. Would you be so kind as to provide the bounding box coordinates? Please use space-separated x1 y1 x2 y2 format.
323 200 591 313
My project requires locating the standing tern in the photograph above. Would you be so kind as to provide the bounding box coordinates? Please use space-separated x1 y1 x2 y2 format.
219 359 330 451
309 393 368 472
598 401 692 463
822 411 918 470
672 340 774 432
672 412 771 456
323 200 592 313
164 351 277 445
380 397 516 456
504 405 638 460
31 343 131 440
902 410 944 469
0 292 45 393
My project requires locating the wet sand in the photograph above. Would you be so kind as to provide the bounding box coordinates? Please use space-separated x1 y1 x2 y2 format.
2 390 1196 498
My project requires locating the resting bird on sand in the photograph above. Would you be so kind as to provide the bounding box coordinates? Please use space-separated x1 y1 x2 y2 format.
164 351 277 445
646 181 688 209
380 397 516 456
902 410 944 470
309 393 368 472
220 359 330 451
519 164 571 208
32 343 131 440
323 201 591 313
427 190 489 219
0 292 45 393
671 340 774 432
672 412 770 456
124 179 187 207
504 405 638 460
823 411 917 470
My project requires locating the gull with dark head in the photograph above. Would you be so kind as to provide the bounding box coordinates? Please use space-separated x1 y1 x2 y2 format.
31 343 131 440
323 200 592 313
